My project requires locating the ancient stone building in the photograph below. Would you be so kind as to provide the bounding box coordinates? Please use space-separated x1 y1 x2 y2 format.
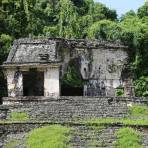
1 39 148 148
2 38 134 98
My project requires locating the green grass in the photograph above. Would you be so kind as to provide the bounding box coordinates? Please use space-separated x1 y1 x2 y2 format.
9 111 29 121
26 125 70 148
0 118 147 126
4 139 18 148
84 118 148 126
128 105 148 117
114 127 142 148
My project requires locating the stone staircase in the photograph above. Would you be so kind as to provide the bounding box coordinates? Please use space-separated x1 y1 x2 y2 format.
70 125 119 148
3 96 129 121
0 96 148 148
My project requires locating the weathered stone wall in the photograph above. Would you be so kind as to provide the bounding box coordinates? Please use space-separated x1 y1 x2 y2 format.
90 48 128 80
87 48 129 96
2 96 129 121
60 40 131 96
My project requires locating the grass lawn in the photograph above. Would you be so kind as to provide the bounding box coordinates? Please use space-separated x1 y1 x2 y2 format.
9 111 29 121
114 127 142 148
128 105 148 117
26 125 70 148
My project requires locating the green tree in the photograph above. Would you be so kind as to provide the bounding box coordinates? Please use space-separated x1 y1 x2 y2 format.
137 2 148 18
119 8 148 96
0 34 12 99
93 3 117 22
120 10 136 21
58 0 79 38
120 15 148 76
134 76 148 97
87 20 121 41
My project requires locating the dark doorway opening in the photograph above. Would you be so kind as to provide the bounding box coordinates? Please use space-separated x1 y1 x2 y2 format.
61 58 84 96
23 70 44 96
61 85 83 96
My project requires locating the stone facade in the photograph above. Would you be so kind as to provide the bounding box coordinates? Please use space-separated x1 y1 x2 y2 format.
2 38 134 98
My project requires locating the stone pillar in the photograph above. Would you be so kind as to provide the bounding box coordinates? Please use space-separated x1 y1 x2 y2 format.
44 67 60 97
6 69 23 97
123 79 135 97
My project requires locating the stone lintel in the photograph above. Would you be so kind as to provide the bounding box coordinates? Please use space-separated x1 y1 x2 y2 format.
1 63 61 71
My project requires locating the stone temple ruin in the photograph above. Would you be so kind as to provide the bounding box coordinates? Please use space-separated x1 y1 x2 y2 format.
0 38 148 148
2 38 134 99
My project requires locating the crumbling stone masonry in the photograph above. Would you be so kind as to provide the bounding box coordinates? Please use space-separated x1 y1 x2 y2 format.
2 38 134 98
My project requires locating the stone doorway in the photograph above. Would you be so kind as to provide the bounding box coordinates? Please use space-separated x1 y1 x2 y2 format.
23 70 44 96
61 85 83 96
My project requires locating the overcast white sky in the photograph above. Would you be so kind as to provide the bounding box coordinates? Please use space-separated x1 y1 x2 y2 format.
94 0 146 17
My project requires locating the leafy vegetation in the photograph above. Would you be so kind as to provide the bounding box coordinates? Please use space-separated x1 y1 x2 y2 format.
87 20 121 41
134 77 148 97
128 105 148 117
114 127 142 148
62 59 84 87
26 125 70 148
115 88 124 97
0 0 148 96
9 111 29 121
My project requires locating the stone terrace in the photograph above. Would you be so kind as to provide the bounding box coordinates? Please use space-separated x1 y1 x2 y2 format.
2 96 131 122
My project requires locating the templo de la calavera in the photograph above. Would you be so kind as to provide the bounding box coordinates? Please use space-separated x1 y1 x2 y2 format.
2 38 134 98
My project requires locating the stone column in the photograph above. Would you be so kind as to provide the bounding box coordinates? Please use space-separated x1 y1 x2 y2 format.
44 67 60 97
6 69 23 97
123 79 135 97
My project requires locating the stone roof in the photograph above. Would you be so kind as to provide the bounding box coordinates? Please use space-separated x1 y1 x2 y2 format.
3 38 128 66
3 38 62 65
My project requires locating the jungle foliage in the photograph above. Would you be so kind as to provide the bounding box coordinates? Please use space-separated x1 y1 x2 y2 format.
0 0 148 97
